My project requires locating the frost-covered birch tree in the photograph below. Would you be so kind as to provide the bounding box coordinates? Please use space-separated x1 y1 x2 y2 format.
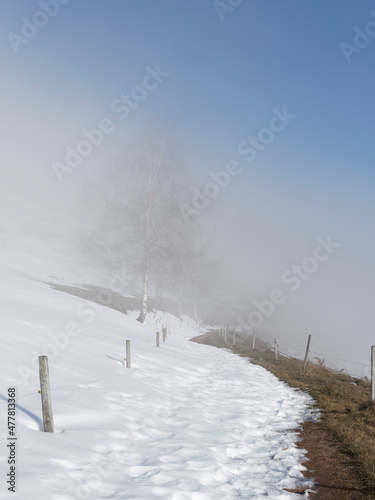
129 129 185 322
83 124 193 323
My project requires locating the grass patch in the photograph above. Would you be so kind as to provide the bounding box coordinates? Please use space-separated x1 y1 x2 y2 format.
193 331 375 492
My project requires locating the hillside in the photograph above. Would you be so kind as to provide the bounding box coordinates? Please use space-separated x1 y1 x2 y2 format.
0 196 316 499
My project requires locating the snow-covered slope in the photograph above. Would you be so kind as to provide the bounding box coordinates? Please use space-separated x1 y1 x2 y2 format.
0 195 314 499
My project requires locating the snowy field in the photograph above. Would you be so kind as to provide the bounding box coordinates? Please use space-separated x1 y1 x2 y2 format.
0 196 314 499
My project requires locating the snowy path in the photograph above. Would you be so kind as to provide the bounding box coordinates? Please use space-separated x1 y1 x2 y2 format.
29 342 312 500
0 289 313 499
0 197 314 498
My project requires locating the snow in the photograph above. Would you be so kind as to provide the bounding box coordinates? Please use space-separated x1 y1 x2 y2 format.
0 194 314 498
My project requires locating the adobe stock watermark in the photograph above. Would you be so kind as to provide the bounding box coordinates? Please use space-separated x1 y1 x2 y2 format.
51 65 169 183
7 0 72 55
340 10 375 63
16 320 83 386
237 235 340 330
17 275 126 385
213 0 243 22
75 445 141 500
179 106 295 223
75 451 122 499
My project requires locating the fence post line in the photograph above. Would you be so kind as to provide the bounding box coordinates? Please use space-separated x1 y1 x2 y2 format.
156 332 160 347
126 340 131 368
38 356 54 433
252 327 257 350
371 346 375 403
303 334 312 372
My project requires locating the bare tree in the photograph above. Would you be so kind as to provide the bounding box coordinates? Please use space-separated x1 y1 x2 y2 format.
80 122 215 324
87 124 191 322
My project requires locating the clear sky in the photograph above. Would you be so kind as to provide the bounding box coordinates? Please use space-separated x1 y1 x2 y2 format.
0 0 374 371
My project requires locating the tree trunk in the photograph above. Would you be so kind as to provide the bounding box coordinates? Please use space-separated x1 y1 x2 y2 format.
137 257 149 323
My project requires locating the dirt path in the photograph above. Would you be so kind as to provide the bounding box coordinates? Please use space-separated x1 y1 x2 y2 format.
191 331 370 499
295 421 367 499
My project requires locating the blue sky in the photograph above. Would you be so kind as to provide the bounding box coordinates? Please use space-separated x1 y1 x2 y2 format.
1 0 374 180
1 0 374 367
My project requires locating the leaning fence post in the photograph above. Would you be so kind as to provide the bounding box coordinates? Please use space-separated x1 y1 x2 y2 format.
303 334 312 372
126 340 131 368
156 332 160 347
38 356 54 433
371 346 375 403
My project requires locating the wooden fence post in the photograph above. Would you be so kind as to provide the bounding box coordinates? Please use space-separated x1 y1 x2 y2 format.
156 332 160 347
274 338 278 362
233 331 236 346
162 327 167 342
252 327 257 350
126 340 131 368
224 328 227 344
303 334 312 372
38 356 54 433
371 346 375 403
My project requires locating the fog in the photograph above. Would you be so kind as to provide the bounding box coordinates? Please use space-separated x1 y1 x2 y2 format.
1 0 375 376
